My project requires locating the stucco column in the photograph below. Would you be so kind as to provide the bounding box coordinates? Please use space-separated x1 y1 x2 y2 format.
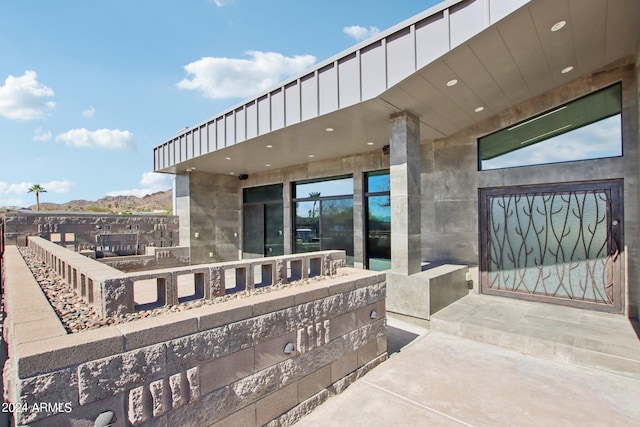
390 110 421 275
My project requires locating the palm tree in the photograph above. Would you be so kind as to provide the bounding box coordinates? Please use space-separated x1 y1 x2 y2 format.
308 191 321 218
28 184 47 211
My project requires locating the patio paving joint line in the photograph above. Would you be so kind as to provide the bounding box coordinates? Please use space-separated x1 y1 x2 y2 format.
362 379 477 427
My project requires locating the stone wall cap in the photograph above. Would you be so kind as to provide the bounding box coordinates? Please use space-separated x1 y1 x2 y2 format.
15 326 125 378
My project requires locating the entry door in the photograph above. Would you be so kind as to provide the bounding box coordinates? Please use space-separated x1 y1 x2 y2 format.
243 204 264 258
264 202 284 256
243 202 284 258
479 180 623 313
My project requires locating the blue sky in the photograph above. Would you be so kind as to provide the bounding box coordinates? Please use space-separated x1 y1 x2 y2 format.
0 0 439 208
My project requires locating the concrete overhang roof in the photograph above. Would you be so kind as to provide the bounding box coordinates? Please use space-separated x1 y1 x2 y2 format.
153 0 640 177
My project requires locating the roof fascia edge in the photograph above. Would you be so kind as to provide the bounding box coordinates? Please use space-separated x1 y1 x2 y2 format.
163 0 467 143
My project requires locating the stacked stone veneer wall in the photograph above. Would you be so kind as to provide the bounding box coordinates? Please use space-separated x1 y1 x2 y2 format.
2 244 387 426
27 236 346 318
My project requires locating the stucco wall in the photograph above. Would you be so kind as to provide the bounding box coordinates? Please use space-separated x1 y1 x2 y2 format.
420 60 639 318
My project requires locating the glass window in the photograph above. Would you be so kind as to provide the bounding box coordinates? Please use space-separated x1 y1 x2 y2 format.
320 199 354 255
367 171 391 194
294 176 353 198
293 176 354 266
479 84 622 170
366 171 391 271
243 183 283 203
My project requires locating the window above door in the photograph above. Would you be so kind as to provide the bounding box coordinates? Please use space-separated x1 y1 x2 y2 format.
479 83 622 171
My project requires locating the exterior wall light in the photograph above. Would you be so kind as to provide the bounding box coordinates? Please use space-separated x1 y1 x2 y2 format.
94 410 116 426
284 342 295 354
370 310 378 320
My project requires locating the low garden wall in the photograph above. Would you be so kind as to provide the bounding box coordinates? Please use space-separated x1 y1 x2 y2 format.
27 237 347 317
2 245 387 426
98 246 191 272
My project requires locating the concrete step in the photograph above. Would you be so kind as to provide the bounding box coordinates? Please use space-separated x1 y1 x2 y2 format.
430 293 640 380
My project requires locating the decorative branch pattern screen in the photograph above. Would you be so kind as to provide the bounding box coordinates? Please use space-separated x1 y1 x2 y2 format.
480 181 623 312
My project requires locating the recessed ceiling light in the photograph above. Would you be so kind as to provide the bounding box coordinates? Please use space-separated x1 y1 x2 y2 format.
325 127 334 132
475 106 485 113
367 141 375 146
561 66 574 74
229 172 235 175
308 154 315 158
265 163 271 167
266 145 273 148
551 20 566 32
446 79 458 87
225 157 231 160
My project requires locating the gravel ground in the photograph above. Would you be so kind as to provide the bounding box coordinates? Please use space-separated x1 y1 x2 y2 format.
18 247 329 333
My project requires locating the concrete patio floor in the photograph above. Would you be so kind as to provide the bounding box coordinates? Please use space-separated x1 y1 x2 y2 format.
294 295 640 427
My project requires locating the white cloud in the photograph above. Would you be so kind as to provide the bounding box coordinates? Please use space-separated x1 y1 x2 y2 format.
55 128 134 150
0 182 28 195
177 51 316 99
82 105 96 118
44 180 74 194
0 179 73 195
107 172 173 198
212 0 234 6
343 25 380 41
0 70 56 120
33 127 52 142
140 172 172 189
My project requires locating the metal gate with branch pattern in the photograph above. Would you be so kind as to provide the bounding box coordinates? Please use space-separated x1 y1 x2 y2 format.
479 180 623 312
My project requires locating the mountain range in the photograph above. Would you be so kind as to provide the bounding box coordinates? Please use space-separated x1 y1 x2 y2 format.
15 190 173 214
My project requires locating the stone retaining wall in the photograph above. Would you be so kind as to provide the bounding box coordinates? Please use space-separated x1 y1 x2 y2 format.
2 245 387 426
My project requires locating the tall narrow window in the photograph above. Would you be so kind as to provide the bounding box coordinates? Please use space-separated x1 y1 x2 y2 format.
293 176 354 266
366 171 391 270
479 83 622 170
